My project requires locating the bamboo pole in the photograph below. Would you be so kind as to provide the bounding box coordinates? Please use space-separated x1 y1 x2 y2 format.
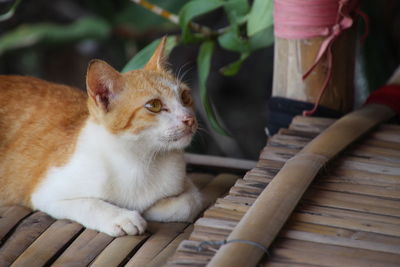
184 153 256 172
207 103 395 267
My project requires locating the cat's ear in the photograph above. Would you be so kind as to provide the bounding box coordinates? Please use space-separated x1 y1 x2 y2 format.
144 37 168 71
86 59 122 112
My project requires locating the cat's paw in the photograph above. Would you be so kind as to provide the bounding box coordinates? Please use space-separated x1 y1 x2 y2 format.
104 210 147 237
144 188 204 223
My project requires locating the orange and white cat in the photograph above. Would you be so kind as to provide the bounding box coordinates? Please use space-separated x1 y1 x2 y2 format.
0 38 203 236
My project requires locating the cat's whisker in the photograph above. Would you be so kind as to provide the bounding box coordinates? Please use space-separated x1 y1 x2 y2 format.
196 123 211 136
176 64 185 83
193 125 210 142
176 62 190 80
179 68 193 85
176 63 193 86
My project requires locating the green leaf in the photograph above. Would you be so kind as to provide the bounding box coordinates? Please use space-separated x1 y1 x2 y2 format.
198 41 229 136
121 36 178 72
219 52 249 76
247 0 273 37
223 0 250 24
217 25 250 53
43 17 110 43
179 0 224 43
0 0 21 22
249 25 274 51
0 17 110 55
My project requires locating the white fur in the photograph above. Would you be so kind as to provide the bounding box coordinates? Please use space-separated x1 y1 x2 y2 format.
160 78 179 93
31 117 203 237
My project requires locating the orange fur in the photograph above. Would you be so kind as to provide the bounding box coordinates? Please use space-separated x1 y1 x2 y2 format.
0 76 88 206
0 38 191 207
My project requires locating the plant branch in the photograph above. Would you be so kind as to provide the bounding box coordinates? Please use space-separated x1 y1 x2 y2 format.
130 0 219 37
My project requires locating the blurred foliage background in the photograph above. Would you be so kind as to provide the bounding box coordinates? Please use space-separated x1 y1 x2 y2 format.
0 0 399 159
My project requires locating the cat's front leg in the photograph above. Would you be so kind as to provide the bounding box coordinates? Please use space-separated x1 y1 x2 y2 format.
143 179 203 222
32 198 147 237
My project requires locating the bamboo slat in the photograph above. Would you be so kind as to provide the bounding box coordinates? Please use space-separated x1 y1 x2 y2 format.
90 234 149 267
313 181 400 200
11 220 83 267
286 221 400 249
146 225 194 267
51 229 113 266
282 225 400 254
0 212 54 266
302 189 400 217
203 207 245 221
269 133 400 159
266 238 400 267
0 206 31 241
125 222 188 267
262 144 400 168
292 206 400 237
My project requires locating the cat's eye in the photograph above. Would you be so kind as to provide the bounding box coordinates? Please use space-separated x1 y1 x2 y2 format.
145 99 163 113
181 90 192 106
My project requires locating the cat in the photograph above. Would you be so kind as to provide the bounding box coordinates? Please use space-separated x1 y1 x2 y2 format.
0 37 203 236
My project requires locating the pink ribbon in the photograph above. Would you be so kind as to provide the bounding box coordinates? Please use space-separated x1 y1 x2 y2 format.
274 0 366 116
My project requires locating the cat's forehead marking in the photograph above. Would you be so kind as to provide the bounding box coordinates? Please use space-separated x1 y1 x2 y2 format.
159 77 179 93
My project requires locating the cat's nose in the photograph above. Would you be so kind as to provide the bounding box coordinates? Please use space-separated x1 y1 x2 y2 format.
182 115 195 127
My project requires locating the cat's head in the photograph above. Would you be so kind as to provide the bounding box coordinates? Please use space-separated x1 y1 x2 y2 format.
86 37 197 151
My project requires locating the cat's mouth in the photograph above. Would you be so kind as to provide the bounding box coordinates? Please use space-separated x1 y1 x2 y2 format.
162 128 195 143
171 130 194 142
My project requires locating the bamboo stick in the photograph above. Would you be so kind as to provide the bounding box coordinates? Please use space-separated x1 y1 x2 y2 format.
207 104 396 267
184 153 257 173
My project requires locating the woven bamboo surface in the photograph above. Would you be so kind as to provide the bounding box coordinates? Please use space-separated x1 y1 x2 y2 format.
167 116 400 266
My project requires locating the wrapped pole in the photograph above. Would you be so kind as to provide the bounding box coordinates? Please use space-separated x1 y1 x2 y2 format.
207 68 400 266
271 0 361 117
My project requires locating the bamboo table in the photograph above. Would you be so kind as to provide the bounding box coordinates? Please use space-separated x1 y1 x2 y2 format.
168 113 400 266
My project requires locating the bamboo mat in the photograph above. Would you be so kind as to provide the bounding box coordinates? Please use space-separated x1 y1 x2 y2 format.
0 172 240 267
166 116 400 266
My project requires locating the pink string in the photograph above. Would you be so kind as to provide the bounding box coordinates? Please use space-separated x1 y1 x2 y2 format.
274 0 365 116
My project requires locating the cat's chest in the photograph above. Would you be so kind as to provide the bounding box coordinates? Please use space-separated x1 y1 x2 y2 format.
98 151 185 211
106 157 155 193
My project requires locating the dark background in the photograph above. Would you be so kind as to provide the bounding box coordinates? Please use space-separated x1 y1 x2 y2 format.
1 0 399 160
